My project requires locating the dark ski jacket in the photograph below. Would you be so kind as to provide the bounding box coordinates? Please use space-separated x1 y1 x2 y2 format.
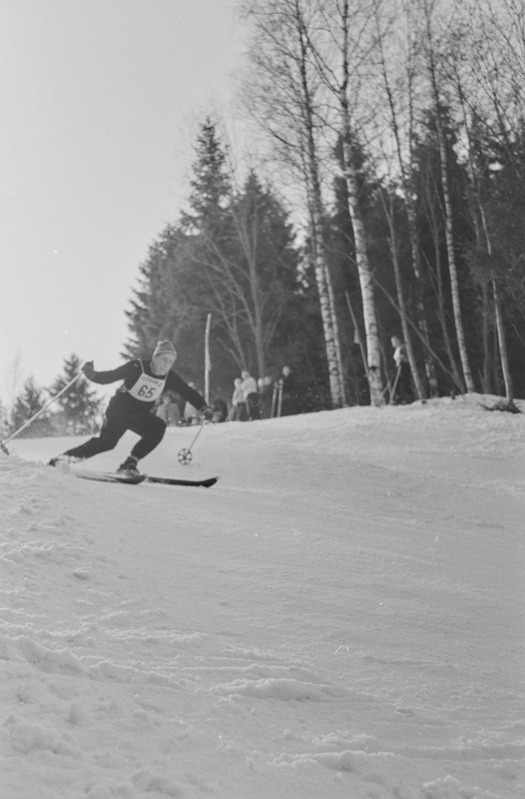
88 359 206 417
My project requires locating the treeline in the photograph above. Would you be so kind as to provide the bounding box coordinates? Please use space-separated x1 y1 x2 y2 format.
125 121 328 411
124 0 525 411
15 2 525 435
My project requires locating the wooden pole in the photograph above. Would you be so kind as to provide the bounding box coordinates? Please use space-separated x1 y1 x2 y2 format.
204 314 211 405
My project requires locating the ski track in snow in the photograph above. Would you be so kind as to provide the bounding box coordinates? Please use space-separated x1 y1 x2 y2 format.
0 395 524 798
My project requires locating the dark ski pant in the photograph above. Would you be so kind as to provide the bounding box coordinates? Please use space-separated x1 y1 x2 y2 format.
393 362 413 404
246 392 262 420
64 402 167 462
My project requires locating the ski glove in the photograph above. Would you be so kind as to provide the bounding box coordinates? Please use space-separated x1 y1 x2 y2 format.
200 406 214 421
82 361 95 379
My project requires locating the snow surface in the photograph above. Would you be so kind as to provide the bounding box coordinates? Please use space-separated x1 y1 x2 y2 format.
1 395 524 798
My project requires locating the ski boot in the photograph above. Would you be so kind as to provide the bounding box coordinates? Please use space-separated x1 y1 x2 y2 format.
48 455 81 471
117 456 140 477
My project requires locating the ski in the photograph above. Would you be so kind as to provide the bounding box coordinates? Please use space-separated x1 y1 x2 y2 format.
73 470 147 485
69 469 217 487
146 475 218 488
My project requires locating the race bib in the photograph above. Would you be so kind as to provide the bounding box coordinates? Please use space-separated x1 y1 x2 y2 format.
127 371 166 402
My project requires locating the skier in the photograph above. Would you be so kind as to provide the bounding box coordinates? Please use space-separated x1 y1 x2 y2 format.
49 340 212 475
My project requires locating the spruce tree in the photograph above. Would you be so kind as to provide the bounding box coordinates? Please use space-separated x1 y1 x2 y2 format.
125 119 232 388
0 399 7 436
183 116 232 231
50 354 102 434
201 170 301 379
10 377 50 437
126 118 309 404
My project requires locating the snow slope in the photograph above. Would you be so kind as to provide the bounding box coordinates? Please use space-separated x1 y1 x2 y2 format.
1 395 524 798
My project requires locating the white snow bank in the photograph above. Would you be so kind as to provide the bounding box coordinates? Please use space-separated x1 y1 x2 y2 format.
0 395 524 797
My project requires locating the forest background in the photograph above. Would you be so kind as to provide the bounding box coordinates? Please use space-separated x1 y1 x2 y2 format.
3 0 525 437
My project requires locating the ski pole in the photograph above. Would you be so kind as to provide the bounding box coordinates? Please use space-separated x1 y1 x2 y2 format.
0 371 84 455
389 365 401 405
381 375 394 399
177 420 207 465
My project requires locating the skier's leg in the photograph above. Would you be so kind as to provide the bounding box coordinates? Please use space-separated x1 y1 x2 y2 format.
400 363 413 402
247 392 262 420
127 414 167 460
61 415 129 461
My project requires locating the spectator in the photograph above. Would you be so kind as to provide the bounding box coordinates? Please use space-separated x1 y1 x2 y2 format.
390 336 413 404
279 365 299 416
241 370 261 420
156 391 180 426
212 398 228 423
258 375 274 419
182 383 200 425
228 378 245 421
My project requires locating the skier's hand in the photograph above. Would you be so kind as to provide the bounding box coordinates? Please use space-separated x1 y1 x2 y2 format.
82 361 95 379
200 406 214 422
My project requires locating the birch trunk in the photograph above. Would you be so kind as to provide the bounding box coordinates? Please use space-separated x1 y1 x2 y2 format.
479 208 514 403
382 192 424 400
424 176 464 390
309 199 346 407
339 0 383 405
435 113 474 392
480 279 491 394
295 1 346 407
492 279 513 402
341 144 383 405
424 4 475 392
452 48 514 403
376 1 436 397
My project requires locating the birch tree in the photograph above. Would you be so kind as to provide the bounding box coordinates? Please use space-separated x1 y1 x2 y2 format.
335 0 384 405
443 0 525 402
450 45 514 401
299 0 385 405
419 0 475 392
197 172 300 378
374 0 436 398
239 0 347 407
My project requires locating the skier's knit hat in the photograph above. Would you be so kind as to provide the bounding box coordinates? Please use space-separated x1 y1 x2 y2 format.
153 340 177 359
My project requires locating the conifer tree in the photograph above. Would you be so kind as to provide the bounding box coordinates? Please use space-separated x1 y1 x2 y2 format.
126 119 232 389
126 119 306 400
50 354 102 434
0 398 9 436
10 377 50 437
195 170 301 378
183 117 232 232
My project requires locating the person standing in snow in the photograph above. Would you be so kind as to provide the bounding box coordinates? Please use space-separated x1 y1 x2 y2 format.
227 377 245 421
241 369 261 420
258 375 274 419
181 382 201 425
278 365 299 416
49 340 212 475
156 391 181 426
390 336 413 404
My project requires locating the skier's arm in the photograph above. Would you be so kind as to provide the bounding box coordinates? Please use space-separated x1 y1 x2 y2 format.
166 372 207 412
82 360 139 385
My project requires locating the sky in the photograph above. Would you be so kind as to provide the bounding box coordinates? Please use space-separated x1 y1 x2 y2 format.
0 0 247 405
